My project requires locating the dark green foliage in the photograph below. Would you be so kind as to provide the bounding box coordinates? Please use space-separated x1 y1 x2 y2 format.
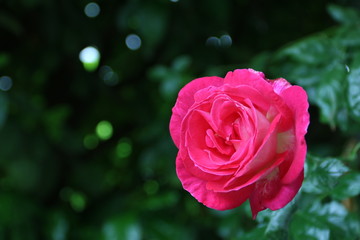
266 4 360 133
0 0 359 239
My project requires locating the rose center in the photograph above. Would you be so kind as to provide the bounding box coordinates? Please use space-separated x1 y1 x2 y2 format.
205 129 234 155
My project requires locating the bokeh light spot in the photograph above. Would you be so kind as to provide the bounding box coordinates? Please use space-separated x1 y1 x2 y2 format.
99 65 120 86
144 180 159 195
83 134 99 149
220 34 232 47
116 138 132 158
96 120 113 140
69 192 86 212
125 34 142 51
206 36 220 47
84 2 100 18
206 34 232 48
79 46 100 71
0 76 13 91
60 187 86 212
103 71 119 86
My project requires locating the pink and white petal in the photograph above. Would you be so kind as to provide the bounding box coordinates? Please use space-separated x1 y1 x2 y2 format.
251 107 272 150
263 169 304 210
222 115 287 192
280 86 309 138
279 86 309 184
224 69 266 87
249 168 304 219
233 114 280 178
269 78 292 95
170 76 223 147
223 152 286 192
280 137 307 184
177 154 255 210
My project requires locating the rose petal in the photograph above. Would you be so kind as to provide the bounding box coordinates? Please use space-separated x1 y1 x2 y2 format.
263 169 304 210
224 69 266 87
224 71 294 131
181 152 223 182
176 154 255 210
205 129 233 155
251 104 271 150
210 96 242 139
184 110 234 172
170 76 223 147
221 115 283 190
278 86 309 184
269 78 292 95
249 168 304 219
236 114 280 176
220 85 270 113
221 153 286 192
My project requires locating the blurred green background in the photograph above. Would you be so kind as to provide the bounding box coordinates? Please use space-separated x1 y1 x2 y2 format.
1 0 360 239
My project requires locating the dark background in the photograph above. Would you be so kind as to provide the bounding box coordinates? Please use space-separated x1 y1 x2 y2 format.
0 0 359 239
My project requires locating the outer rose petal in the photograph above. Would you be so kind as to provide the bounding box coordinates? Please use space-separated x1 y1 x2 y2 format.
224 69 266 87
269 78 292 94
176 153 255 210
170 76 223 147
278 86 309 184
264 169 304 210
224 69 275 100
249 169 304 219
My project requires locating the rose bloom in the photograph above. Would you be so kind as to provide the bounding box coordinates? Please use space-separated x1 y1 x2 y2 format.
169 69 309 218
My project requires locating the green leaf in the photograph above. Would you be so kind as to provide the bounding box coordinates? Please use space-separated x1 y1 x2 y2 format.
279 36 334 64
172 55 191 72
331 172 360 200
302 155 349 195
344 142 360 162
264 201 297 239
347 53 360 121
290 211 330 240
269 17 360 131
144 219 195 240
327 4 360 25
143 192 178 210
311 201 359 240
102 213 141 240
290 200 357 240
335 25 360 47
315 64 347 128
239 226 266 240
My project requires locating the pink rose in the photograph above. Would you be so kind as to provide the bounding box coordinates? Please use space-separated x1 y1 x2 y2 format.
169 69 309 218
